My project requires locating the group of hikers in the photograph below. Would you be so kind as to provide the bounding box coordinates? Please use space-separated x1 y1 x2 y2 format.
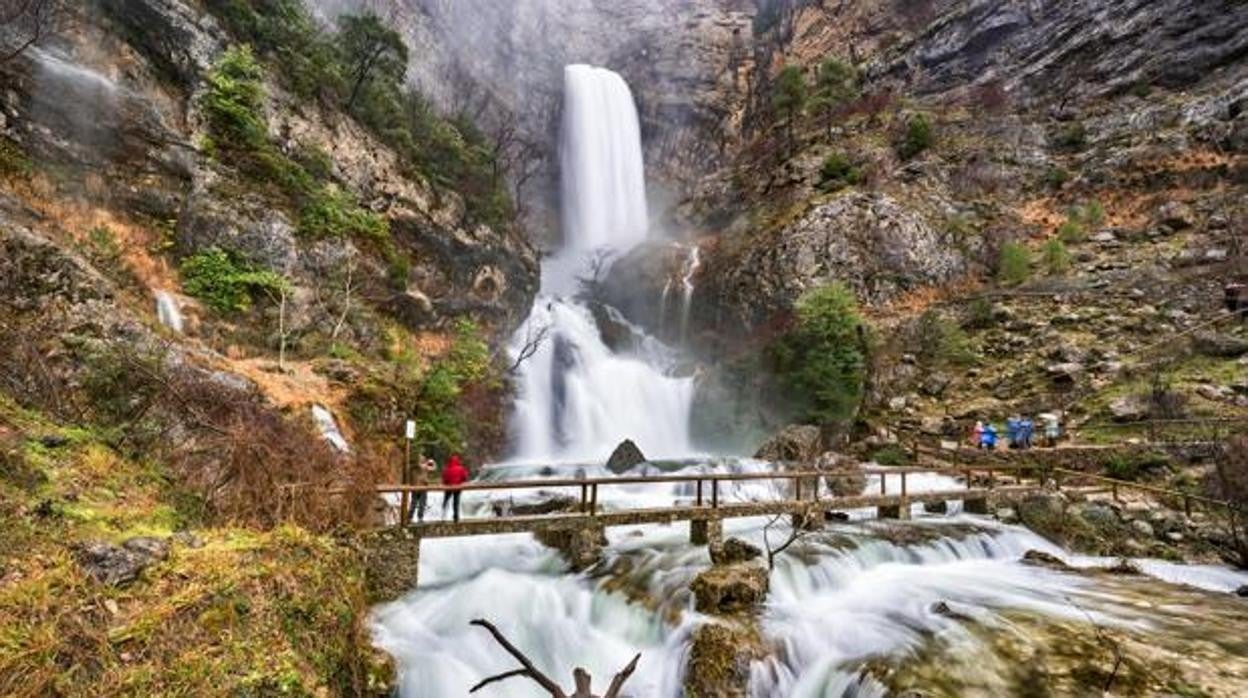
972 413 1061 450
408 453 470 523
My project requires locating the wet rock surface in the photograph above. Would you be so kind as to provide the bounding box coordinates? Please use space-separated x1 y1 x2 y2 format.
606 439 647 474
754 424 822 463
690 563 769 615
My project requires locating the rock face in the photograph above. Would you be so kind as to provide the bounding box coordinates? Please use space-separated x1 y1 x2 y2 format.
75 537 170 586
684 621 764 698
690 563 769 614
700 193 966 333
606 439 647 473
535 524 608 571
754 424 822 463
876 0 1248 104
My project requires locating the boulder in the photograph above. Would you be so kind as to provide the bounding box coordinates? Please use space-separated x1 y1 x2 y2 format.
816 453 867 497
754 425 822 463
509 495 579 516
684 621 764 698
606 439 647 474
535 524 607 571
1021 549 1068 569
1235 585 1248 598
1130 519 1156 538
711 538 762 566
690 563 769 614
75 536 169 586
1157 201 1196 230
1193 332 1248 358
1109 395 1149 422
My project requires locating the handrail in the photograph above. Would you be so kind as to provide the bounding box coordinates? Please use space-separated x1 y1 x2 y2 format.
303 463 1032 496
1052 467 1239 512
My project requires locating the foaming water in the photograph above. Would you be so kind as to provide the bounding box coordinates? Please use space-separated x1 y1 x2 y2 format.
155 291 184 333
372 461 1248 698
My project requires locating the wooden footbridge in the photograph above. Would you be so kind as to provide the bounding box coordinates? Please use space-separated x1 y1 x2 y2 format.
380 464 1034 542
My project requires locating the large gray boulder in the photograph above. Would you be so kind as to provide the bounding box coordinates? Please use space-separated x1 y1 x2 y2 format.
75 537 170 586
754 425 822 464
606 439 647 474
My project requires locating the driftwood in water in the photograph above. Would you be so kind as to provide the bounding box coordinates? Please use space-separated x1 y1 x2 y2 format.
469 618 641 697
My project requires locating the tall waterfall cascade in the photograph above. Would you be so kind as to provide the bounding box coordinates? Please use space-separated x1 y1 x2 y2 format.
507 65 694 464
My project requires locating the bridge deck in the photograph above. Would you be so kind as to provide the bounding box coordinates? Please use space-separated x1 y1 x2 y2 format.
406 485 1035 538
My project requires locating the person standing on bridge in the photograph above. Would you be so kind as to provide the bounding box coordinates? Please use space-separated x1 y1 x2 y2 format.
410 456 438 523
441 454 469 522
981 422 998 450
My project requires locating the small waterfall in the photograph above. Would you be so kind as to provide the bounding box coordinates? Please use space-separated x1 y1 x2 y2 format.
508 65 695 464
311 404 350 453
677 244 701 343
155 291 184 333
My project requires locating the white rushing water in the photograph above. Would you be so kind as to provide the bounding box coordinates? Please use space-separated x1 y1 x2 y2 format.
508 65 695 464
155 291 184 334
311 404 350 453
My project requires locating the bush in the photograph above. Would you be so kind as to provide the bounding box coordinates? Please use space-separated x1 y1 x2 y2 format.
1042 166 1071 189
0 137 32 179
1041 238 1072 275
916 310 976 366
201 45 268 150
1105 452 1170 481
181 247 287 313
965 296 994 330
871 444 912 466
770 283 868 424
299 185 389 240
1054 122 1087 151
997 241 1031 286
1057 219 1086 243
896 113 934 160
819 153 863 189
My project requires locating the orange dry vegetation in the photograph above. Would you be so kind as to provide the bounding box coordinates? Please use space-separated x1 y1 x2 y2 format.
867 275 983 325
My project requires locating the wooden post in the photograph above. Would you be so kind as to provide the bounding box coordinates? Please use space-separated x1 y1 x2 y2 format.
711 480 719 509
580 483 588 513
795 477 802 502
696 479 703 507
901 472 908 498
1112 482 1119 501
399 440 411 528
987 469 994 489
590 483 598 515
880 473 887 495
1184 495 1192 518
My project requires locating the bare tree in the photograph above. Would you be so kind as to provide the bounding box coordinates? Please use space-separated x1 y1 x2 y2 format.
761 511 813 570
0 0 69 64
470 619 640 697
506 321 551 374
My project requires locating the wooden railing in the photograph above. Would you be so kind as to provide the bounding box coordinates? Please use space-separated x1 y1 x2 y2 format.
349 464 1033 527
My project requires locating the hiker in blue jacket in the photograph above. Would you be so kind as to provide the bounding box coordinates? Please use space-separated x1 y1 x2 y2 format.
981 423 998 450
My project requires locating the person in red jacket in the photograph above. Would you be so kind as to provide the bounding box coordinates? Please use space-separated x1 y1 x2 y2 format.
441 454 469 522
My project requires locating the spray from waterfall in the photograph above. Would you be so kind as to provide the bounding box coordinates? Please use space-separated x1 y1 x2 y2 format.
507 65 694 464
155 291 184 334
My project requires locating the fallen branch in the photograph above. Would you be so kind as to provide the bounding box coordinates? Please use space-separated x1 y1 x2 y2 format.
470 618 641 697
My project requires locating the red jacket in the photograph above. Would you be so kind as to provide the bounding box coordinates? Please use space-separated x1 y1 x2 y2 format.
442 456 469 486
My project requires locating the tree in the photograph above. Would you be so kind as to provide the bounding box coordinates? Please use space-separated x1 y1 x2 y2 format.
1208 436 1248 568
896 113 934 160
336 13 408 113
810 58 858 137
0 0 69 64
771 283 868 425
773 64 807 156
1041 238 1072 275
470 618 640 697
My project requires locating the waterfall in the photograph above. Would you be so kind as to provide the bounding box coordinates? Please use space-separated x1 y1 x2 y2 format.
508 65 694 464
678 244 701 343
311 404 350 453
559 65 649 253
155 291 184 334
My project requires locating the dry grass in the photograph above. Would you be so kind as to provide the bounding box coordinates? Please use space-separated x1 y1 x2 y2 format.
0 397 391 697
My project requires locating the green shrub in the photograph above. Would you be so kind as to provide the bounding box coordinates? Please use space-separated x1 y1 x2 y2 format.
1057 219 1086 243
871 444 912 466
1054 122 1087 151
946 212 976 239
1042 166 1071 189
84 226 122 262
1105 452 1170 481
1041 238 1072 275
896 113 934 160
965 296 994 329
0 137 32 179
916 310 976 366
181 247 288 313
819 153 863 189
299 186 389 240
770 283 868 424
997 241 1032 286
201 45 268 150
206 0 343 100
